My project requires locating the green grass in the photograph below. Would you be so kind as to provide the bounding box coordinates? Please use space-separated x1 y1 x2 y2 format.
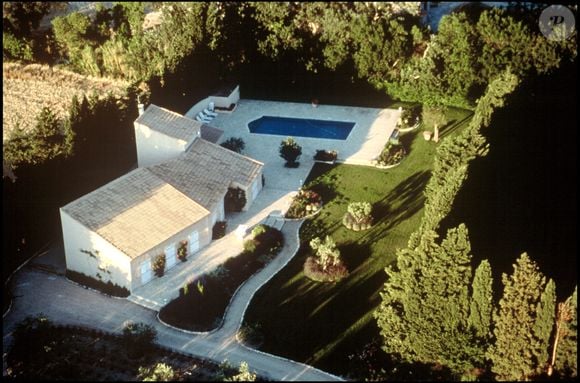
242 107 473 378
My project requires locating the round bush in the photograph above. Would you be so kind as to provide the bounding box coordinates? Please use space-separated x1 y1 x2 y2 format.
303 256 349 283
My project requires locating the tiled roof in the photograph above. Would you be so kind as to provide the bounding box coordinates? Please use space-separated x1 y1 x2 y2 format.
200 124 224 143
62 168 210 258
148 138 263 209
135 104 201 142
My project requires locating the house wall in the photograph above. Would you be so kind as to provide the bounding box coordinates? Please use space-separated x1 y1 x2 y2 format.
234 168 264 212
209 199 226 226
60 209 132 291
134 121 188 167
130 213 212 291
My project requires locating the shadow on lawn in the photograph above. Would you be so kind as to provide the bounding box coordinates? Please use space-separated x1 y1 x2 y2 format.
361 170 430 245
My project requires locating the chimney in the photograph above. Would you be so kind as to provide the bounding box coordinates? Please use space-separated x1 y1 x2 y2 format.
137 95 145 116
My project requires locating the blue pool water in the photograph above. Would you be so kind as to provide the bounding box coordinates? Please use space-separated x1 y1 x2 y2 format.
248 116 355 140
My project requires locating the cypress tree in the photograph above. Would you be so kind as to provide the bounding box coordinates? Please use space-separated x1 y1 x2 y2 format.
533 279 556 375
469 260 493 341
488 253 551 380
375 224 484 376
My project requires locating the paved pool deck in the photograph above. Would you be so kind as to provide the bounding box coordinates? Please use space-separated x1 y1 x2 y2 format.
130 99 400 310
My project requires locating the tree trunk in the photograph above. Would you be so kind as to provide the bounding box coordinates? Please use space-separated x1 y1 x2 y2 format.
433 124 439 142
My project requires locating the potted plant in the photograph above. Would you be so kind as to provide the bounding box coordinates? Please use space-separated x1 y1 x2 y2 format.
279 137 302 168
177 241 188 262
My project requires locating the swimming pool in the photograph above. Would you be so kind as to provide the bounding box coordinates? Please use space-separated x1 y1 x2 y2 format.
248 116 355 140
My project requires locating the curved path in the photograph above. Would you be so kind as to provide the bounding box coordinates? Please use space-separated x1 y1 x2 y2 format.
2 220 344 381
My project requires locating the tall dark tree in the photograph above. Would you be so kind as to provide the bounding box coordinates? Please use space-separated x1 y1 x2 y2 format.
375 224 487 377
468 259 493 340
488 253 555 380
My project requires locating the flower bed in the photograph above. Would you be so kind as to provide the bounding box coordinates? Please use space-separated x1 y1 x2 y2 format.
159 225 284 332
397 105 421 131
375 143 407 168
303 256 349 283
313 150 337 163
342 202 373 231
285 189 322 219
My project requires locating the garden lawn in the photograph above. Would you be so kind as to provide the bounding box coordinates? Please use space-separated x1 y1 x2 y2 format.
242 106 473 378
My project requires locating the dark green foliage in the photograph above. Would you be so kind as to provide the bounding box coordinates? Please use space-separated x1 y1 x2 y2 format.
279 137 302 167
6 314 55 379
51 12 93 57
220 137 246 154
375 224 488 377
488 253 555 380
2 2 53 37
468 260 493 340
412 70 519 245
385 8 575 107
534 279 557 375
65 270 130 297
4 106 74 168
224 187 247 212
212 221 227 240
160 226 284 331
121 321 157 359
3 31 34 61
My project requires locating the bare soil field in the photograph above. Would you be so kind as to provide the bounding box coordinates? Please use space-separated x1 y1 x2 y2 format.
2 62 130 141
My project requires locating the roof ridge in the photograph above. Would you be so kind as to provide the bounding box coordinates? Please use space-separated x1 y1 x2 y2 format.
197 137 265 166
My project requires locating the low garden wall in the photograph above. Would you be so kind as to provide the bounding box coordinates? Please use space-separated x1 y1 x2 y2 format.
185 85 240 119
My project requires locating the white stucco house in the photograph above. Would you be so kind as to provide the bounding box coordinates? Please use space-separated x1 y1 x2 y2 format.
60 104 264 293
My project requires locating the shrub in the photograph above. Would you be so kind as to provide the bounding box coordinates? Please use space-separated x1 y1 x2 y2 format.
212 220 227 239
285 189 322 219
314 150 338 162
310 236 341 271
303 256 349 283
237 322 264 348
279 137 302 167
220 137 245 154
251 224 267 237
65 270 130 297
245 225 284 256
376 143 406 167
152 253 166 277
399 105 421 129
3 32 34 61
225 361 257 382
177 240 188 262
225 187 246 212
137 363 175 381
343 201 373 231
122 321 157 359
160 227 284 332
243 239 257 253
